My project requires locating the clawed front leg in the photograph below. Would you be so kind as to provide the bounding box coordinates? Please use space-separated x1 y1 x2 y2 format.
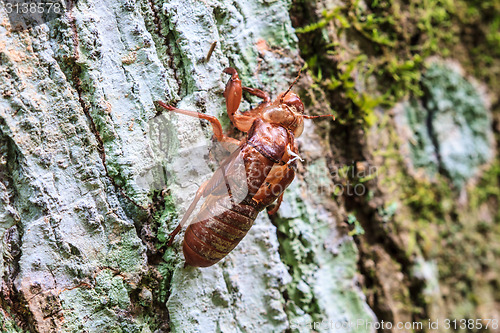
223 68 243 124
223 67 271 132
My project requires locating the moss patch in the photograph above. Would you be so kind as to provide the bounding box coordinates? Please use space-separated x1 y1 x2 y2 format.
59 270 151 332
273 183 375 332
292 0 500 127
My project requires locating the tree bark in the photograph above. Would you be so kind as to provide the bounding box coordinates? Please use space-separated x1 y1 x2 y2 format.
1 0 499 332
0 0 375 331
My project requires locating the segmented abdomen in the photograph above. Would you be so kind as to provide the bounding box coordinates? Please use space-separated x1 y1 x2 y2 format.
182 197 259 267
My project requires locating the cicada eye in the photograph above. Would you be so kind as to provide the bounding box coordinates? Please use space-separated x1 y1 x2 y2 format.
294 121 304 137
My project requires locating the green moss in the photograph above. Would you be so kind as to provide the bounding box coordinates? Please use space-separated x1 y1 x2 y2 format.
275 185 374 331
293 0 500 128
0 312 25 333
60 270 151 332
96 271 131 310
373 93 498 319
377 202 398 223
104 226 145 274
469 159 500 213
295 9 341 34
347 213 365 236
143 192 180 305
384 135 500 322
155 194 178 246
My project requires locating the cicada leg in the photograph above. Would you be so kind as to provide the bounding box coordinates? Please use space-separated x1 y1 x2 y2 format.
242 86 270 103
267 192 284 215
223 68 271 132
166 177 212 246
156 101 240 147
223 67 242 124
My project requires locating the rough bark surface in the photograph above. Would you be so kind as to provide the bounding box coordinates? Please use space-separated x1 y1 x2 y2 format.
1 0 499 332
0 0 374 332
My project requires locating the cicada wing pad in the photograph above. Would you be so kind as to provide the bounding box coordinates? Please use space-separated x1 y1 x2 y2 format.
135 112 214 191
137 112 249 228
187 146 249 227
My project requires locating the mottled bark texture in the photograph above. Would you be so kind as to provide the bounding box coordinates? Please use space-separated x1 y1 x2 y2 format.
0 0 499 332
0 0 374 331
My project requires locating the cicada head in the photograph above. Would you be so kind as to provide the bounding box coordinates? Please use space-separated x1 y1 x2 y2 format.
262 91 305 137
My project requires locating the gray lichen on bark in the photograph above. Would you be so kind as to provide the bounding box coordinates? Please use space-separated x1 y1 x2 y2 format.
399 61 494 188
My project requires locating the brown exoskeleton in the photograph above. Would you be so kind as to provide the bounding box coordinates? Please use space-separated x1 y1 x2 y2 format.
157 68 334 267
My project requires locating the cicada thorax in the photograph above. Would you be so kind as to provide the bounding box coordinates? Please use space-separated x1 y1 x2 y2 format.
244 119 297 210
182 119 298 267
